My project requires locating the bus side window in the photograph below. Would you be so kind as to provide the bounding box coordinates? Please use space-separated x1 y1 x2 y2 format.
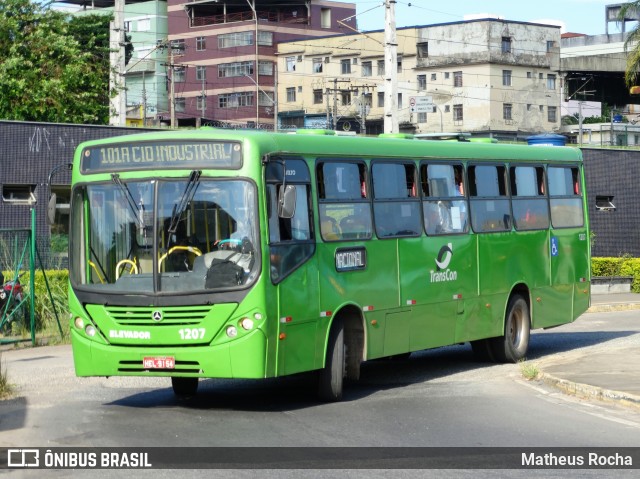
548 166 584 228
468 164 511 233
317 161 372 241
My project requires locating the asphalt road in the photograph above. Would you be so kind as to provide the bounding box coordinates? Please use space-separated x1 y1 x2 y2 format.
1 310 639 478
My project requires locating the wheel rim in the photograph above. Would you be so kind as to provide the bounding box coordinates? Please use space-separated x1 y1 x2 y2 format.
509 305 524 348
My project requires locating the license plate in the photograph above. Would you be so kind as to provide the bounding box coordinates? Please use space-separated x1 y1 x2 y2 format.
143 356 175 369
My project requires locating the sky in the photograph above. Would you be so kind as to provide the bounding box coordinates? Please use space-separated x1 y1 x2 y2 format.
352 0 633 35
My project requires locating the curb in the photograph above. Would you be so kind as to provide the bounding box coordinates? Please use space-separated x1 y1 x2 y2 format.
587 302 640 313
540 372 640 411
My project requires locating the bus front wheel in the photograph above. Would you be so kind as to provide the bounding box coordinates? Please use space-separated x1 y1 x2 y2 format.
171 377 199 397
490 294 530 363
317 319 345 402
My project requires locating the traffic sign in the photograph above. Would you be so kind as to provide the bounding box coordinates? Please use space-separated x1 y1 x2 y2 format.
409 96 433 113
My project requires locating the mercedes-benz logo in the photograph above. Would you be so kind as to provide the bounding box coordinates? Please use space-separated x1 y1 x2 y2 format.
152 310 163 322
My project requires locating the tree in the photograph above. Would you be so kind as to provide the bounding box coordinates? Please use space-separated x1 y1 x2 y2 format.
619 2 640 87
0 0 123 124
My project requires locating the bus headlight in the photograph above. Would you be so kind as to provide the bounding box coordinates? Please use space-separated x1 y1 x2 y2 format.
254 312 263 321
226 325 238 338
74 317 85 329
85 325 97 337
240 318 254 331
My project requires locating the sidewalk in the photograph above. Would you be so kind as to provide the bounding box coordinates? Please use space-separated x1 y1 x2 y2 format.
537 291 640 410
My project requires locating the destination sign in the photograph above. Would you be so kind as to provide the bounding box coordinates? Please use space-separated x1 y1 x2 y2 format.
335 247 367 272
81 140 242 173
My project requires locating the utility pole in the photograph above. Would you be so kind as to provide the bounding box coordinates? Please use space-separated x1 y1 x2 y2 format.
142 71 147 127
109 0 126 126
170 46 176 129
384 0 398 134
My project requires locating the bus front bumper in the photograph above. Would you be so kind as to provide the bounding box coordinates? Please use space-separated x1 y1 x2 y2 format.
70 328 268 379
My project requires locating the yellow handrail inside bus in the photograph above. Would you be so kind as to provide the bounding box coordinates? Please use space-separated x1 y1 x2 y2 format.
115 259 139 280
88 261 105 284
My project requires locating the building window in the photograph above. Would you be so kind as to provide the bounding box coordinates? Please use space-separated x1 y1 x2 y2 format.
170 39 185 55
286 56 296 72
363 93 372 107
175 97 185 112
218 32 253 48
258 61 273 75
431 73 437 81
137 18 150 32
502 70 512 86
258 91 274 106
286 87 296 102
539 73 544 80
547 40 556 52
444 105 450 113
341 59 352 74
453 104 463 121
377 60 385 76
2 184 36 204
454 71 462 87
397 55 402 73
398 93 402 109
502 36 512 53
219 92 253 108
313 89 324 104
196 66 206 81
547 74 557 90
362 61 372 77
417 74 426 91
173 66 185 83
417 42 428 59
218 61 253 78
444 72 450 80
503 103 513 121
196 36 206 51
257 31 273 46
548 106 558 122
378 92 384 107
527 104 532 111
196 96 206 111
341 91 351 105
539 105 544 112
417 112 427 123
527 71 532 79
313 58 323 73
321 7 331 28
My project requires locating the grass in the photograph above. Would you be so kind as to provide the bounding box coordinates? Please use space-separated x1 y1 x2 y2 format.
518 360 540 381
0 352 14 399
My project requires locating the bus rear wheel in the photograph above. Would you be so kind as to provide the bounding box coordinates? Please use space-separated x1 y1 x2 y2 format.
317 319 345 402
171 377 199 397
490 294 530 363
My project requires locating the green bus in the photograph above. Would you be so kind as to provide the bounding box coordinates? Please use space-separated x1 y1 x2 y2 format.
62 128 590 401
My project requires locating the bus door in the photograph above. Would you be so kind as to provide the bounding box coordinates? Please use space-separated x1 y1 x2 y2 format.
545 165 589 325
266 158 319 376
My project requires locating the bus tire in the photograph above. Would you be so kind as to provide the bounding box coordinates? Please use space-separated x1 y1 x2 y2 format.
171 377 199 397
490 294 530 363
317 319 345 402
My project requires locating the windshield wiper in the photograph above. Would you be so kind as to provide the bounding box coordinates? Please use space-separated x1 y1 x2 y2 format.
111 173 144 230
167 170 201 240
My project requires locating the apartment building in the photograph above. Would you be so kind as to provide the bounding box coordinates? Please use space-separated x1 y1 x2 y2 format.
167 0 356 128
69 0 170 127
277 19 562 138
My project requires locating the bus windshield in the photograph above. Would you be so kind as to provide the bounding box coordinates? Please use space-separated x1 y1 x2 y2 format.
70 177 258 294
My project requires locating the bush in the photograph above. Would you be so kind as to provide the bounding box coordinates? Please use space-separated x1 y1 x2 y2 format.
591 257 640 293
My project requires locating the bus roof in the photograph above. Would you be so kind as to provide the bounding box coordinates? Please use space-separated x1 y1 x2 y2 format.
75 128 583 167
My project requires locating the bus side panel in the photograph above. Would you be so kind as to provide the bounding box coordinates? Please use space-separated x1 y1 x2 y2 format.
317 240 400 360
538 228 590 328
399 236 475 350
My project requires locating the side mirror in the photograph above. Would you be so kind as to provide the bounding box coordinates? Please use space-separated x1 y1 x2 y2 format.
47 193 57 225
277 185 296 219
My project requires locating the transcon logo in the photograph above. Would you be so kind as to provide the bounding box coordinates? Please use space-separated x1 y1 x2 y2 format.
431 243 457 283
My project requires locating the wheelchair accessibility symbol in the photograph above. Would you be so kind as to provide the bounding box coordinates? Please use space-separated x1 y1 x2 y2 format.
550 237 559 257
